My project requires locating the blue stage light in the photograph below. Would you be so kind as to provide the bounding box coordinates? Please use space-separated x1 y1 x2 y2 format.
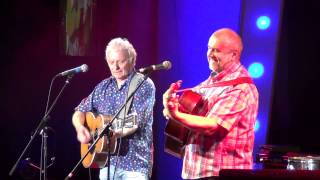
254 119 260 132
248 62 264 78
256 16 271 30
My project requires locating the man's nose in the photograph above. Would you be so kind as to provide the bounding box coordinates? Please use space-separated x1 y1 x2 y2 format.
115 62 120 69
208 49 215 57
208 52 215 59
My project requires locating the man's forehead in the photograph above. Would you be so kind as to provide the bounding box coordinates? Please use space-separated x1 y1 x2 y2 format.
208 36 218 45
208 36 224 49
108 51 127 60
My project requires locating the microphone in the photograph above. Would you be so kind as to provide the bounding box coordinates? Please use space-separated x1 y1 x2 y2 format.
58 64 89 77
138 60 172 74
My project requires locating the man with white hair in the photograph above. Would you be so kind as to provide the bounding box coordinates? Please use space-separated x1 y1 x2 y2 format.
73 37 155 180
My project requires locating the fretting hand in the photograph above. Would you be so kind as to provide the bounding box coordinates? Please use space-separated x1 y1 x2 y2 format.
162 80 182 120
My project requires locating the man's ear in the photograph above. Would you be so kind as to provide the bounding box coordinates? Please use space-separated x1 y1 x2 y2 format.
232 51 239 60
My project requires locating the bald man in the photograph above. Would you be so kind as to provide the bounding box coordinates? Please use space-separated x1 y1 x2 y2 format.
163 28 259 179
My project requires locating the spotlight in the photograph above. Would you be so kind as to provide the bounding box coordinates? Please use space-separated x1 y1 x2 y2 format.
248 62 264 78
256 16 271 30
254 119 260 132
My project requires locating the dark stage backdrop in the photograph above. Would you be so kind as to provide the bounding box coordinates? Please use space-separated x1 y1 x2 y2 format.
2 0 320 180
269 0 320 154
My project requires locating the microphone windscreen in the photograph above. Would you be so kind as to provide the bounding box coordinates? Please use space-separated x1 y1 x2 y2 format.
163 61 172 70
81 64 89 72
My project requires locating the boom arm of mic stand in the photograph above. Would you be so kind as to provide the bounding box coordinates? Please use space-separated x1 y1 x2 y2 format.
9 75 74 177
65 73 150 180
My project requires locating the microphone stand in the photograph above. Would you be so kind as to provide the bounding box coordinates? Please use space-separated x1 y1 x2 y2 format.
9 74 75 179
65 72 149 180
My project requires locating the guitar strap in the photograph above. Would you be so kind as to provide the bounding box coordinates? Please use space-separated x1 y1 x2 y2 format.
199 77 253 89
118 72 145 119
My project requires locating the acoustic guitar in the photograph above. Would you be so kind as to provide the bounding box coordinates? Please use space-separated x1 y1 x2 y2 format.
164 90 208 158
81 112 137 168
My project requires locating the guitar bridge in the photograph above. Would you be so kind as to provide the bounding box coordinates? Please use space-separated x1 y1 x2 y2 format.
112 113 137 130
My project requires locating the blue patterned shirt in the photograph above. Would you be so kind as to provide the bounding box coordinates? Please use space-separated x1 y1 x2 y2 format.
75 72 155 176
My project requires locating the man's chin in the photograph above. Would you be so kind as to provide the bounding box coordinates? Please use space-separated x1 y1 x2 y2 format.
209 66 218 71
112 73 122 77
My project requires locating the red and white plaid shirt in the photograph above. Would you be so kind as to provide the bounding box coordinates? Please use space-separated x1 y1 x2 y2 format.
181 62 259 179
